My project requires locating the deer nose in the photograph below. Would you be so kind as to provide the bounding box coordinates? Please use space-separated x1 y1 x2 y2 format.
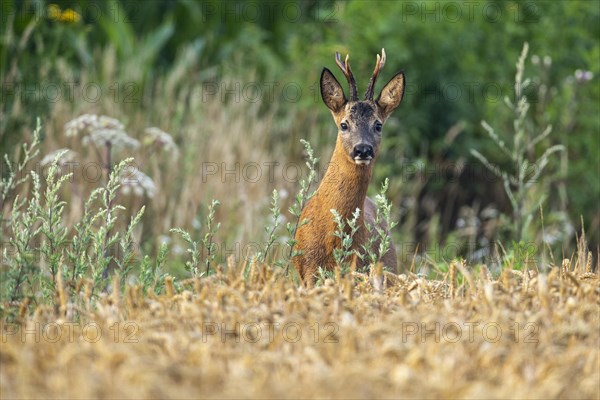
352 144 374 160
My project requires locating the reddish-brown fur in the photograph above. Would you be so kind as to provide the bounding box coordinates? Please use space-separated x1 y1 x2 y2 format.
294 49 405 286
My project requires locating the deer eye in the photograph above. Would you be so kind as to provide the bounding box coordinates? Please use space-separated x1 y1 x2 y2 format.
375 122 383 132
340 122 349 131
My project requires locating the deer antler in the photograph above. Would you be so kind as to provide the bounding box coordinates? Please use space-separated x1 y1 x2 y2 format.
335 52 358 101
364 48 386 100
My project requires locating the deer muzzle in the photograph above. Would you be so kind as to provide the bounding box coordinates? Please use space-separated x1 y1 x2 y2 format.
352 144 374 165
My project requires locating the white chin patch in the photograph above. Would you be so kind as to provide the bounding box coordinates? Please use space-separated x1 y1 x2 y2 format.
354 159 371 166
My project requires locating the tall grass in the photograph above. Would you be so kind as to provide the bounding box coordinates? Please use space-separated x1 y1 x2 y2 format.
471 43 565 245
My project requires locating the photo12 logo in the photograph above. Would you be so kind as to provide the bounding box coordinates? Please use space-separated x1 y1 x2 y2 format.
401 321 539 343
1 82 140 104
200 321 339 344
1 322 140 344
400 1 540 23
199 2 338 23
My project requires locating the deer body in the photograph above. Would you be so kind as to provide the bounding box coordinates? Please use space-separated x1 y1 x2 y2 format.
294 49 405 286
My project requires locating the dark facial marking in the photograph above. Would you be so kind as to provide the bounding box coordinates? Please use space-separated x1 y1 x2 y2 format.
349 102 375 120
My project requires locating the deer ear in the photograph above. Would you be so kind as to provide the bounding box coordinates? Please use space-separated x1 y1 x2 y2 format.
320 68 347 113
376 71 405 120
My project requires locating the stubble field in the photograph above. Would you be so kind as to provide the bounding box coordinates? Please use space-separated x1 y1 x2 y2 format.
1 260 598 399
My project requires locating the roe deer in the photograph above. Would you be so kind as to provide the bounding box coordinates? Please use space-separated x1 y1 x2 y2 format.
294 48 405 286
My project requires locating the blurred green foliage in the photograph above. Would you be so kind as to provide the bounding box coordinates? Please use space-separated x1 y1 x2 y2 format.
1 0 598 251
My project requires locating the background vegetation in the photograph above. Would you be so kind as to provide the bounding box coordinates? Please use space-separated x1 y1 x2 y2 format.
1 0 598 293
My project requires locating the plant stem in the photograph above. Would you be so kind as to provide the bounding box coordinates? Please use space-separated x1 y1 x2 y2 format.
102 141 113 279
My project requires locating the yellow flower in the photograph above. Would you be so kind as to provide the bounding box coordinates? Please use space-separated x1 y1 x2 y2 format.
59 8 81 23
47 3 81 23
47 4 61 20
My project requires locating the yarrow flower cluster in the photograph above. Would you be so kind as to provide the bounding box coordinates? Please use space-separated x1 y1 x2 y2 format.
64 114 140 151
61 114 172 199
83 129 141 151
144 127 178 153
64 114 124 137
120 166 157 198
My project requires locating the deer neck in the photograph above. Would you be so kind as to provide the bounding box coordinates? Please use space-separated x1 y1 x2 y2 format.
318 136 374 219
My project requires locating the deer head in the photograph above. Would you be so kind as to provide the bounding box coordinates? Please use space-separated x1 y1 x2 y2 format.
320 49 405 166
